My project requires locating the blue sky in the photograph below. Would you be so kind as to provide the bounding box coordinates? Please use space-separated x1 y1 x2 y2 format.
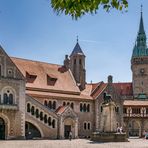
0 0 148 83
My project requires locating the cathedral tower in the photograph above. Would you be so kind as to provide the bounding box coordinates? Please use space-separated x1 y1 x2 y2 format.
131 6 148 99
69 38 86 90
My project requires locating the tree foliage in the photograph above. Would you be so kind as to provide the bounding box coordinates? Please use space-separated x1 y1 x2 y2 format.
51 0 128 19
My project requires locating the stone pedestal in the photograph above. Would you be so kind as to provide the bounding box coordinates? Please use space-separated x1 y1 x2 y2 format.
100 101 117 132
91 100 127 142
91 132 128 142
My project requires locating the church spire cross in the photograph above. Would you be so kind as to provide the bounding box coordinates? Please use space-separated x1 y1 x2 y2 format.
141 4 143 13
76 35 79 42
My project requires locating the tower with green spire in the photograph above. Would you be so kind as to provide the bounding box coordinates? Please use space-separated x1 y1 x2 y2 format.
131 5 148 99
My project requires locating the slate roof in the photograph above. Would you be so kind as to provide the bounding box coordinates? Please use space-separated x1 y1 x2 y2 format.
70 42 85 57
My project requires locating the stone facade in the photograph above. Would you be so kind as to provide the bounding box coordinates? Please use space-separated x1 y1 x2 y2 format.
0 10 148 140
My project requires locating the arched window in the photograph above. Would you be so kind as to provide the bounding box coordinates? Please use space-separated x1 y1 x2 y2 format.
84 122 87 130
4 93 8 104
83 104 86 112
87 104 90 112
71 103 74 109
40 112 43 121
88 123 91 130
48 101 52 109
3 88 14 104
9 94 13 104
48 117 51 126
53 101 56 109
27 103 31 112
80 103 83 112
67 102 70 105
44 114 47 124
52 119 55 128
63 102 66 106
44 100 47 106
31 106 35 115
36 109 39 118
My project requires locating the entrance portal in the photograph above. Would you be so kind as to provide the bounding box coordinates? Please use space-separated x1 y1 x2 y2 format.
25 122 41 139
128 121 140 137
64 125 71 139
0 118 5 140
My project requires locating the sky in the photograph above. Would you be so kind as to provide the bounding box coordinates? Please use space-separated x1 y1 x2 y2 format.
0 0 148 83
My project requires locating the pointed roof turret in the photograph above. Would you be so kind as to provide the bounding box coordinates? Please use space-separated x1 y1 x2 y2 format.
70 37 85 57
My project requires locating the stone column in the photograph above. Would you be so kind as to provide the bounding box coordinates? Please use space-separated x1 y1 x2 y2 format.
75 118 78 138
59 117 64 139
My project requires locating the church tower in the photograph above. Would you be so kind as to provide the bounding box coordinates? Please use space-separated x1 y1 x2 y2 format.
69 38 86 90
131 6 148 99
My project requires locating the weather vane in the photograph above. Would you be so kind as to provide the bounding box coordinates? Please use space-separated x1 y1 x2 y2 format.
76 35 79 42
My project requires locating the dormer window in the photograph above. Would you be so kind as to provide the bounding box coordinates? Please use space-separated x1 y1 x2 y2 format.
26 71 37 83
47 74 57 86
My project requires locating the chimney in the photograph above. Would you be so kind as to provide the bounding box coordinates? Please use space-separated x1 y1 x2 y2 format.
64 55 70 69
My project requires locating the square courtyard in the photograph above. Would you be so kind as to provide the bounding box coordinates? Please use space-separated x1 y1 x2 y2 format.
0 138 148 148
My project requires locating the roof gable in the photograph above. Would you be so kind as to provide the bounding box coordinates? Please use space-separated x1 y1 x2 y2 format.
0 45 24 80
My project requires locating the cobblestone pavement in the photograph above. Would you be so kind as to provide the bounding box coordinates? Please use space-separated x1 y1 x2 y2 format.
0 138 148 148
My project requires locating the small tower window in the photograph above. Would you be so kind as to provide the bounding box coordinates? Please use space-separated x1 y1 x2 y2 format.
74 59 76 64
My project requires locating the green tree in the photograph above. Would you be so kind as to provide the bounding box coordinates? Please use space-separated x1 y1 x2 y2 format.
51 0 128 19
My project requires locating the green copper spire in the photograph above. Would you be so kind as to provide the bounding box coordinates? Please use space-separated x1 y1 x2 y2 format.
139 5 145 34
132 5 148 58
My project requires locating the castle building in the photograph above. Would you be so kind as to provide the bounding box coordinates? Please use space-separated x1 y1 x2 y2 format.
0 9 148 140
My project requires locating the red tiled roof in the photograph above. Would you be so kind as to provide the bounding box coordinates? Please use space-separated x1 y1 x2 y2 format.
55 106 66 114
11 57 80 94
26 90 93 100
113 83 133 96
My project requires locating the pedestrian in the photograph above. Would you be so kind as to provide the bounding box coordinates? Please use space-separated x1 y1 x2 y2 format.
120 127 123 134
117 127 120 133
69 131 72 141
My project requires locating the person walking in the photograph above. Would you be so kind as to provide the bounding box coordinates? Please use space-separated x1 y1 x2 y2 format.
69 131 72 141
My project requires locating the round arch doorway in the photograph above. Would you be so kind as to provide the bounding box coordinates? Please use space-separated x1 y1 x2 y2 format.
64 118 77 139
0 118 5 140
25 122 41 139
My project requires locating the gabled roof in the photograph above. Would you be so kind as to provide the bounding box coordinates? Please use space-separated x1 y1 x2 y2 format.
91 82 107 99
55 105 78 119
55 106 66 114
11 57 80 94
70 42 85 57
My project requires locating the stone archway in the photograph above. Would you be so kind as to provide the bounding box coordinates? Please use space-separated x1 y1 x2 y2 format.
0 118 5 140
128 120 140 137
64 118 75 139
25 121 41 139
